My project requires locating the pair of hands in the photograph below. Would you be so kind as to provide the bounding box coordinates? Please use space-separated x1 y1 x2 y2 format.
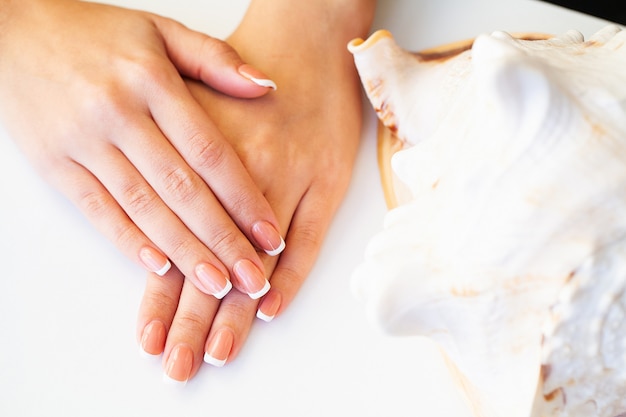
0 0 372 383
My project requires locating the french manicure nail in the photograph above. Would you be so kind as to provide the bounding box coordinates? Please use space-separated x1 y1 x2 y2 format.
195 263 232 299
139 320 166 357
139 247 171 276
238 64 277 90
256 291 282 323
233 259 270 299
204 329 234 367
251 221 286 256
163 344 194 386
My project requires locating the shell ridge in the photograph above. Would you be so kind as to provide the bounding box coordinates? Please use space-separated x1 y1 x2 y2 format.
350 25 626 417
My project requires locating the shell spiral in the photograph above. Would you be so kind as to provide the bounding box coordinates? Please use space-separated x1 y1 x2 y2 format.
349 25 626 417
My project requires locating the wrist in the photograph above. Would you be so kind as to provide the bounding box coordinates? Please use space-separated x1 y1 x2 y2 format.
228 0 375 69
232 0 375 47
323 0 377 38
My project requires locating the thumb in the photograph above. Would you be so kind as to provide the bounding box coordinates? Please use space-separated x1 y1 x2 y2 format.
152 15 276 98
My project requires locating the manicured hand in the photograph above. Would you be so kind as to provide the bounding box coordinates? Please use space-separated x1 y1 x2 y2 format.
0 0 285 299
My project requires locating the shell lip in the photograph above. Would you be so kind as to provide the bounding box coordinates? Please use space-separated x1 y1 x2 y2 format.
348 29 394 53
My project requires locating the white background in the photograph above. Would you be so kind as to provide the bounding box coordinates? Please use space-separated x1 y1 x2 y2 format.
0 1 612 416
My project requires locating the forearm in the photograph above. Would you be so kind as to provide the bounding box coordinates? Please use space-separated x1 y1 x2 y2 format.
237 0 376 43
228 0 376 78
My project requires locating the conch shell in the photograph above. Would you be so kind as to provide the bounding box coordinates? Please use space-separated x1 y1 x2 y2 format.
349 25 626 417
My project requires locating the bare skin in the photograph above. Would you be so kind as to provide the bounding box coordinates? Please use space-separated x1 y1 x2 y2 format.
136 0 377 383
0 0 285 299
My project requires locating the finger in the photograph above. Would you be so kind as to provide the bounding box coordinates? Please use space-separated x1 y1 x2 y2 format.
146 74 286 259
112 115 273 299
256 184 342 322
77 142 247 298
151 14 277 97
161 278 222 385
137 268 185 357
195 184 299 366
49 158 173 277
202 288 258 368
202 184 337 367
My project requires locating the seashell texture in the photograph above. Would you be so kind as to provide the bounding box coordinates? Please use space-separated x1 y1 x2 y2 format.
348 25 626 417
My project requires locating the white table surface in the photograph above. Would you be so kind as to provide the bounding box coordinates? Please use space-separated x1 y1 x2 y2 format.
0 1 613 416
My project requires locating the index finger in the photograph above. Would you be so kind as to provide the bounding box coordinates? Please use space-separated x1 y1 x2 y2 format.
146 75 285 258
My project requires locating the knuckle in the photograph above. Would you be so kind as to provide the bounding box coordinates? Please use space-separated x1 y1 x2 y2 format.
73 71 130 123
135 56 172 87
77 188 110 219
293 219 323 248
76 187 141 251
120 181 157 218
175 310 209 332
193 37 226 80
72 54 173 128
144 287 179 314
200 36 235 62
221 302 252 325
118 50 170 87
166 237 196 265
187 133 227 172
207 227 242 257
28 150 60 175
219 188 255 220
161 166 201 205
276 264 304 285
113 223 141 252
80 84 126 125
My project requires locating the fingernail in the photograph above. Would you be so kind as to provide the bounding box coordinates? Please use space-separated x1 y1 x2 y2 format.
195 263 232 299
238 64 277 90
139 320 166 357
233 259 270 299
163 344 194 386
256 291 282 323
204 328 234 367
251 221 286 257
139 247 171 276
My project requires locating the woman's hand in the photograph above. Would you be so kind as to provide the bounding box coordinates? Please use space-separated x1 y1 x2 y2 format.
0 0 285 299
136 0 376 383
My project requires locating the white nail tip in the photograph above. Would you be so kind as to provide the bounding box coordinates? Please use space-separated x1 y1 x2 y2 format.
155 259 172 276
248 280 271 300
250 77 277 90
203 353 227 367
213 280 233 300
138 345 161 361
264 238 286 257
162 374 187 387
256 309 275 323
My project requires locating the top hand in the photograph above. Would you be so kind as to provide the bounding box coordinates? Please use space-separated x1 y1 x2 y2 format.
0 0 285 299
